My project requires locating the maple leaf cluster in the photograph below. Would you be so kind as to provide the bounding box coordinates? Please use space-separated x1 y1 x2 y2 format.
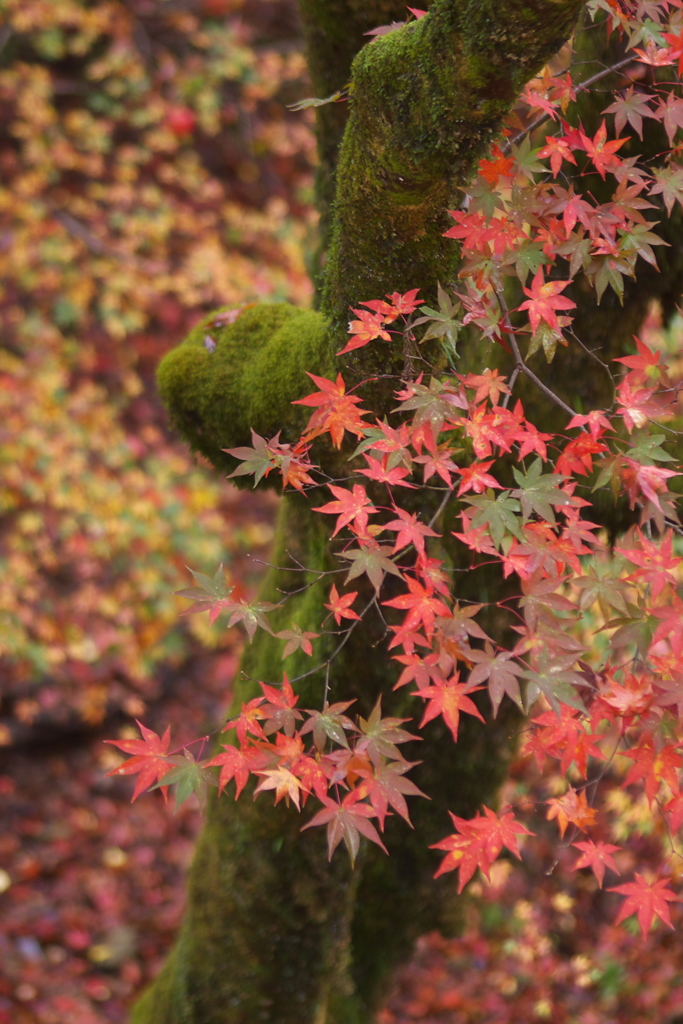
108 0 683 939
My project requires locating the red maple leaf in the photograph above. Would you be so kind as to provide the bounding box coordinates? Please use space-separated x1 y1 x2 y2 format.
105 721 173 802
663 26 683 76
556 433 608 477
414 674 485 742
384 507 440 555
525 706 605 778
459 368 511 406
546 787 598 838
259 676 303 735
384 577 451 638
301 793 388 866
517 268 576 334
206 742 269 798
355 759 428 830
610 874 682 935
355 453 416 488
621 738 682 806
652 596 683 659
614 335 667 382
478 143 515 185
338 308 392 355
620 459 679 512
432 806 532 890
583 119 627 178
538 133 578 176
361 288 421 322
664 791 683 833
293 373 370 448
572 839 621 888
615 529 681 600
224 696 268 745
454 460 502 496
566 409 613 438
313 483 375 536
324 584 361 626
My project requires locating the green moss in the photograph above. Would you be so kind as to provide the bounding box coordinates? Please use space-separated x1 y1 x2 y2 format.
156 303 335 480
322 0 586 382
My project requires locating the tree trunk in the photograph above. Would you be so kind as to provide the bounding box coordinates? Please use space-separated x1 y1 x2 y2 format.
130 3 683 1022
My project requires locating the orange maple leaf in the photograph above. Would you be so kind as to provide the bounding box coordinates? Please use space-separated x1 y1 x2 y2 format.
546 786 597 837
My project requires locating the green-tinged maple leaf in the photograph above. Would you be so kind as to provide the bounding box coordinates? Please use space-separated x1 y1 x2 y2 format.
590 253 632 305
357 700 419 764
342 545 403 593
510 137 546 180
556 233 593 279
412 282 462 355
356 759 428 830
467 642 526 716
519 572 576 633
511 458 573 523
522 649 587 715
288 87 349 111
275 625 320 659
227 600 276 641
175 564 235 624
302 794 388 866
525 320 567 363
301 701 357 751
603 609 654 658
619 222 669 270
439 603 490 645
650 163 683 215
628 433 677 464
393 377 467 435
464 490 524 549
253 767 304 810
150 751 217 811
513 241 546 285
574 564 630 619
224 430 278 486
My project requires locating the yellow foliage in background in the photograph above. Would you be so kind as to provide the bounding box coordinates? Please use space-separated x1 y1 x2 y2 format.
0 0 310 737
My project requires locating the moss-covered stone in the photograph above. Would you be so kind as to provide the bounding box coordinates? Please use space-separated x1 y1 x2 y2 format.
156 303 335 480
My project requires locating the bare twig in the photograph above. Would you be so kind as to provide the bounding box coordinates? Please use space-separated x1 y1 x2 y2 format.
506 55 636 153
492 281 578 420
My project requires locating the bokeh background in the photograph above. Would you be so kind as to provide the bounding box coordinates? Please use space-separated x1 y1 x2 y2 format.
2 2 683 1022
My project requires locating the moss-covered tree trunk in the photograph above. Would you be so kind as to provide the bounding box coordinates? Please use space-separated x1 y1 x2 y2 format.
127 3 640 1022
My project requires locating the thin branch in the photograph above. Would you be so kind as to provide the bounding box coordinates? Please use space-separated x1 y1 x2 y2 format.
506 55 636 153
0 26 14 60
427 486 453 530
492 282 578 420
53 209 163 274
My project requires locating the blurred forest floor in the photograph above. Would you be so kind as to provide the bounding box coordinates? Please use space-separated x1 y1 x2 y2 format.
2 1 683 1022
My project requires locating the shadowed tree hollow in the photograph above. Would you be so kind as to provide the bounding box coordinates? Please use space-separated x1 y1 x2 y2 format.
131 2 683 1023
